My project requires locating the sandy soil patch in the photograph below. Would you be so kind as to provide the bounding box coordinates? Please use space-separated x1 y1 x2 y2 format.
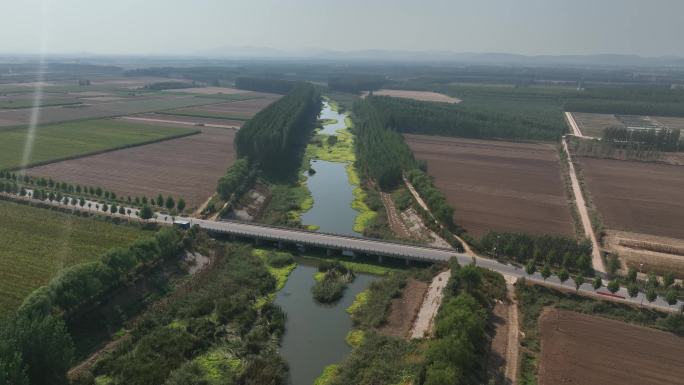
400 208 451 248
410 270 450 338
578 157 684 240
380 278 429 338
406 135 574 239
27 125 236 210
539 309 684 385
363 89 461 104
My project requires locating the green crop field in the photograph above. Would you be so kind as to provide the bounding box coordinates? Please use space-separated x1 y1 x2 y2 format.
0 200 146 313
0 119 197 169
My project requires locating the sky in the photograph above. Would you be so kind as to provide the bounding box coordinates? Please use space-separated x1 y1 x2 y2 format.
2 0 683 57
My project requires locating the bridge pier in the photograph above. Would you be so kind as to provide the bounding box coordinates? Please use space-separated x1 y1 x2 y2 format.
378 255 383 264
326 248 333 257
277 241 284 249
254 238 261 246
405 258 410 266
229 234 237 241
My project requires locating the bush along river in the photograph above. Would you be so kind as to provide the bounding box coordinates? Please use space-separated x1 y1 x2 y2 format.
274 259 376 385
300 99 375 236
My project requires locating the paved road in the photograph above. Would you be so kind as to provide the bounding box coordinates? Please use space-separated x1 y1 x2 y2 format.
7 190 683 313
562 136 605 273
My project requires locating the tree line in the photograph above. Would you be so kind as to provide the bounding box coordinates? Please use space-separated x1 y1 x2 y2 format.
216 158 251 200
327 74 386 93
365 95 561 140
236 82 321 176
602 126 681 151
479 231 593 273
352 99 416 189
0 228 181 385
234 76 299 94
0 171 187 214
405 169 455 230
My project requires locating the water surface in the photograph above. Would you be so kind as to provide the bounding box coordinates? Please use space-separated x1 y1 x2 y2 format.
301 160 358 236
275 262 376 385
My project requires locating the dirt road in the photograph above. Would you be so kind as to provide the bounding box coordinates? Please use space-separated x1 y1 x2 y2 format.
562 138 605 273
564 112 585 137
119 116 240 129
379 192 410 238
410 270 451 338
504 282 519 384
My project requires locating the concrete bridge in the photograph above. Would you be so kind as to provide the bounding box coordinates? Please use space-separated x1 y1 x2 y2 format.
189 218 463 264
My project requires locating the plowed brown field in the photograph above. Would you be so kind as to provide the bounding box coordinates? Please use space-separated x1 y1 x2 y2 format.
578 157 684 239
405 135 574 238
539 310 684 385
27 125 236 210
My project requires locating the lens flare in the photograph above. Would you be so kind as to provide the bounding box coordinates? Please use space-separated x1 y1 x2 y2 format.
18 0 52 174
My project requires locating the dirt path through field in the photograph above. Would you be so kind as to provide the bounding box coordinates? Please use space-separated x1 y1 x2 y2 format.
120 115 240 129
564 112 584 137
562 137 605 273
380 192 410 238
410 270 451 338
504 282 519 384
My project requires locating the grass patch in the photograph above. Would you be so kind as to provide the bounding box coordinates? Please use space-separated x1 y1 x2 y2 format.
313 364 340 385
306 129 355 163
348 164 377 233
0 119 196 169
346 290 369 315
0 200 145 313
345 330 364 348
252 249 296 291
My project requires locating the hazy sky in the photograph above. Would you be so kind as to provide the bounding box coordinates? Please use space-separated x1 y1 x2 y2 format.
2 0 683 56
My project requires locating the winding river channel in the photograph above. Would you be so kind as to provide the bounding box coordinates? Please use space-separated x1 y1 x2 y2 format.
276 100 372 384
300 100 360 237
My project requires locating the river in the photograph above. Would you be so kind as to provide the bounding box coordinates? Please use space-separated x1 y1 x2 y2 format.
275 261 376 385
300 100 360 237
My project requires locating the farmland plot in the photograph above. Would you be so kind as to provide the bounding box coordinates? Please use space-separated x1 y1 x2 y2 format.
27 125 237 210
406 134 574 238
159 95 280 120
539 310 684 385
0 200 144 313
578 157 684 240
0 94 222 127
0 119 196 169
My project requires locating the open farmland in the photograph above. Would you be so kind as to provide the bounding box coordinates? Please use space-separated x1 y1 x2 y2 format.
0 200 145 313
0 94 223 127
364 89 461 103
405 134 574 238
539 310 684 385
0 119 196 170
27 125 237 210
158 94 281 120
578 157 684 240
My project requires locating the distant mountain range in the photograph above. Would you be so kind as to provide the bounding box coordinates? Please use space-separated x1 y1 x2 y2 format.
195 46 684 67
